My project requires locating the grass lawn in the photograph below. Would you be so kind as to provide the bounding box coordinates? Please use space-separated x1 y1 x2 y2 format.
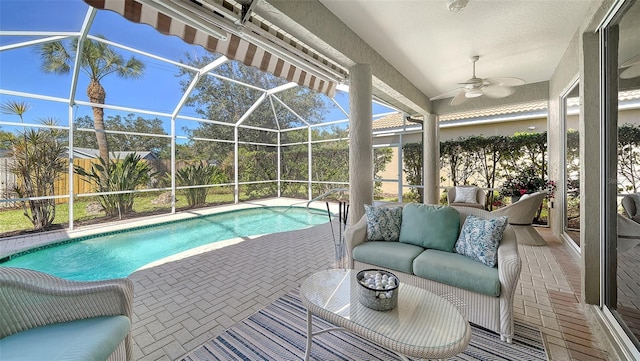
0 191 248 235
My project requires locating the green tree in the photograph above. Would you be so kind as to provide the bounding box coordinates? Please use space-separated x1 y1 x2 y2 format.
440 138 477 186
502 132 547 183
618 124 640 192
73 114 169 157
0 129 14 150
1 101 68 230
0 101 29 150
566 129 580 195
40 36 145 164
374 147 394 198
403 142 423 200
177 53 328 165
457 135 511 209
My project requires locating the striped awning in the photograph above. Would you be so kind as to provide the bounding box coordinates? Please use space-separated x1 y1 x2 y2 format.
84 0 346 97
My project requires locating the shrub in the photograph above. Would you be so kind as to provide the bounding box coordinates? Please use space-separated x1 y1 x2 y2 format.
75 153 156 218
176 163 226 207
9 120 67 229
499 165 546 198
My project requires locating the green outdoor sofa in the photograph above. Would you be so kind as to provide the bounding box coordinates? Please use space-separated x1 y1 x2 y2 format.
0 267 134 361
345 203 521 343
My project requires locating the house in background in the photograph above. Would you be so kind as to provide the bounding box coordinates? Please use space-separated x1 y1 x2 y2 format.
373 92 640 200
71 147 158 162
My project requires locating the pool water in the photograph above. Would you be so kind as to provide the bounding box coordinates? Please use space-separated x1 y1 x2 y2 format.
2 206 329 281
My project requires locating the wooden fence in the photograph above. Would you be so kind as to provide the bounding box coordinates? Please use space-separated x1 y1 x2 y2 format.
53 158 101 200
2 158 199 206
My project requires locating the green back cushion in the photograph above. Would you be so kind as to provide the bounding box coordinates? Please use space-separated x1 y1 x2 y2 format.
399 204 460 252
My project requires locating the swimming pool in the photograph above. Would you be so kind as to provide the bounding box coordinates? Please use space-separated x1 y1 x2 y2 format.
2 206 329 281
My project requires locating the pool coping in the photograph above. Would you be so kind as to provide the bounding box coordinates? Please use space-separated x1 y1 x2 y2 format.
0 197 335 260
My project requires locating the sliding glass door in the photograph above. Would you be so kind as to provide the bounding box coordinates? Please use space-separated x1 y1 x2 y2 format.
602 0 640 355
563 81 581 248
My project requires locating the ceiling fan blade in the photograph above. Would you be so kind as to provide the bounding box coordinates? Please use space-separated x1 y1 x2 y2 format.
431 88 462 100
484 77 525 87
621 54 640 68
482 85 514 98
620 64 640 79
450 90 468 106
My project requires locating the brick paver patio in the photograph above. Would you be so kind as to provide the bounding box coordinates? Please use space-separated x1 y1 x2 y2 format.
0 200 624 360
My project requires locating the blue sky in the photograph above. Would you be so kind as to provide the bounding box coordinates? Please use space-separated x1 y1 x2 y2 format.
0 0 394 136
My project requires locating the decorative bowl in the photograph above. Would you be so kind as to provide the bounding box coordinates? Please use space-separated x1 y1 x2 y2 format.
356 269 399 311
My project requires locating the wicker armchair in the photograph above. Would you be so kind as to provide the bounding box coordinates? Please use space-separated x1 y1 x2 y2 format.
447 186 486 210
491 192 548 246
622 194 640 223
618 214 640 252
0 267 134 361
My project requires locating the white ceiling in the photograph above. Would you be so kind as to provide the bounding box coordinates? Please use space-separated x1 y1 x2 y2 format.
319 0 596 100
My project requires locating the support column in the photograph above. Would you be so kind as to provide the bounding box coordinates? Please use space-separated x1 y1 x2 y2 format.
580 30 601 305
349 64 373 225
423 113 439 204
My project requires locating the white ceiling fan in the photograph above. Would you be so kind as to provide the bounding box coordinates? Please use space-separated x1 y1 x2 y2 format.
432 55 525 106
621 54 640 79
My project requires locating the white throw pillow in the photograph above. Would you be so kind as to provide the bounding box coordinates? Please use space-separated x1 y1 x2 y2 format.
454 186 478 204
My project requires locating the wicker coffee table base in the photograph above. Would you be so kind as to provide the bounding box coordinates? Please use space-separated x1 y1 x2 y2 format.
303 309 418 361
300 270 471 360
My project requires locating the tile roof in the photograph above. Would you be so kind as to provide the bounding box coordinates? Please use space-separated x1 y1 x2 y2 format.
438 101 548 122
370 89 640 130
372 113 421 130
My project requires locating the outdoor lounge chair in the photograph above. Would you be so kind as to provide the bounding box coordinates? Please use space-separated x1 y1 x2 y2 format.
618 213 640 252
621 194 640 223
492 192 548 246
447 185 486 209
0 267 134 361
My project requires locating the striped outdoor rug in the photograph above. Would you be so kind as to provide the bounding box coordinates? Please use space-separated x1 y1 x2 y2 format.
183 290 547 361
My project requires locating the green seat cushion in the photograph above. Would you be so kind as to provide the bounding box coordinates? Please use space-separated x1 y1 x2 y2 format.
399 204 460 252
0 315 130 361
353 241 424 274
413 249 500 297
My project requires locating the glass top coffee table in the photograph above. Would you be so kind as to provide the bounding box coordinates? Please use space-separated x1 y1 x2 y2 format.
300 269 471 360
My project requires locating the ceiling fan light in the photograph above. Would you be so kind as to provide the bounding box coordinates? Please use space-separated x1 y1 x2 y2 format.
447 0 469 12
466 88 483 98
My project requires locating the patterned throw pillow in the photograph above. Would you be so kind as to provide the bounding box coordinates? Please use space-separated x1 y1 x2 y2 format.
454 186 478 204
364 205 403 242
455 215 508 267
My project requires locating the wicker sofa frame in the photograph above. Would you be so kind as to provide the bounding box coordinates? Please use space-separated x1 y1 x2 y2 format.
0 267 134 361
345 206 521 343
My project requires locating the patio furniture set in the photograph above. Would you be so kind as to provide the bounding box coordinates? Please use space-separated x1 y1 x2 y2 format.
302 198 523 359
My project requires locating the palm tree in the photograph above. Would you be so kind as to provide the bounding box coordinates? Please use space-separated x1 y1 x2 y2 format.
39 35 145 164
0 101 31 123
2 101 67 230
